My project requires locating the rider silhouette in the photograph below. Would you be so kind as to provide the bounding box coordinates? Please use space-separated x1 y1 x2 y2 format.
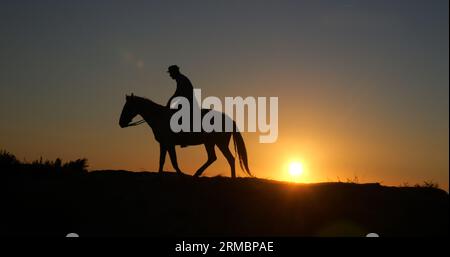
166 65 194 108
166 65 196 148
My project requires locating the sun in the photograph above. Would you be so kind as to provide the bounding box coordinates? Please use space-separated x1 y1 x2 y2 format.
289 162 304 177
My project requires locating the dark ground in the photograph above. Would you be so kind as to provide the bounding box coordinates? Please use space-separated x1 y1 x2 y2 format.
2 170 448 237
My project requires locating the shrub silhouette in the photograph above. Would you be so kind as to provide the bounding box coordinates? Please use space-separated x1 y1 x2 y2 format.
62 159 88 174
0 150 20 169
415 181 440 189
0 150 88 174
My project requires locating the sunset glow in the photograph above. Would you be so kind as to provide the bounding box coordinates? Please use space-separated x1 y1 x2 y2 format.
289 162 304 177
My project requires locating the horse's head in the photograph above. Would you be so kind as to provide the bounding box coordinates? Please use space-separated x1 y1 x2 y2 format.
119 93 138 128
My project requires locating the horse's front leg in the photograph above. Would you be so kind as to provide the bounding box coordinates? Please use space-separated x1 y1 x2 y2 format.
168 146 185 175
159 144 167 173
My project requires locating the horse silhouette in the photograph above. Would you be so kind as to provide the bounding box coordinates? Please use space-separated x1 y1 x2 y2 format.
119 94 251 178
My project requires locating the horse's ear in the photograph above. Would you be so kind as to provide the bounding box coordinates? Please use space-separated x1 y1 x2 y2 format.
126 93 135 100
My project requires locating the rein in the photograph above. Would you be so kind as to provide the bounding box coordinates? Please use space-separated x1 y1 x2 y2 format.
127 119 146 127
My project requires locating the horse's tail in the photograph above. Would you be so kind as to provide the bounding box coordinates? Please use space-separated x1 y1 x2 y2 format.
232 130 252 177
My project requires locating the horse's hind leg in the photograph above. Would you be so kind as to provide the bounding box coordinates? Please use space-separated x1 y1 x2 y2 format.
168 146 184 175
194 144 217 177
217 138 236 178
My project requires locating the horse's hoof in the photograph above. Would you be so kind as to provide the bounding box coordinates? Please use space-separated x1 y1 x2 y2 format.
176 171 187 176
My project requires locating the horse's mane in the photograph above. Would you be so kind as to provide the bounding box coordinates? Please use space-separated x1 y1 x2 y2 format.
133 95 165 110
